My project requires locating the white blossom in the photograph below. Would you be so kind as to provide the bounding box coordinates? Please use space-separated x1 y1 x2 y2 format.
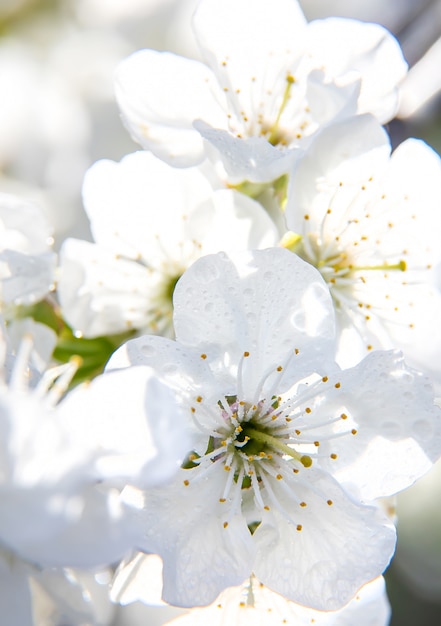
0 320 191 623
284 114 441 384
58 150 278 338
115 0 407 182
165 575 391 626
112 554 390 625
107 248 441 609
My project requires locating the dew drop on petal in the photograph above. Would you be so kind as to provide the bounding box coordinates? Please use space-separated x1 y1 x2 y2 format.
290 311 306 331
194 260 220 283
412 419 433 440
141 344 156 357
381 421 401 437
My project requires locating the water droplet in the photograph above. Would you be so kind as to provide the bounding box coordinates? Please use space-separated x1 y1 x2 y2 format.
412 419 433 440
194 260 220 283
141 344 156 357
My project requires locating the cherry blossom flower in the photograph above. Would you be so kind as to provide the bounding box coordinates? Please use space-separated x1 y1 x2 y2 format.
0 319 191 624
114 0 407 183
107 248 441 610
112 554 390 626
165 575 391 626
283 114 441 384
58 150 278 338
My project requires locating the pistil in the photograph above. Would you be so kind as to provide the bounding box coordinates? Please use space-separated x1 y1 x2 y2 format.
268 74 295 146
237 425 312 467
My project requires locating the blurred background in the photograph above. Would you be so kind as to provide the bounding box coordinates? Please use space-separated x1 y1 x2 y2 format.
1 1 441 624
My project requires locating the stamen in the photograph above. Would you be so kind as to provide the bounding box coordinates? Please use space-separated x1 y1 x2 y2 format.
37 356 82 405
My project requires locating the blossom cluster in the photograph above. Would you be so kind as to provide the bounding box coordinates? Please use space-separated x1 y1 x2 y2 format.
1 0 441 624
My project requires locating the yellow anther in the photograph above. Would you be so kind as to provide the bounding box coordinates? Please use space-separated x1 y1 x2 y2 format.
300 455 312 468
280 231 302 251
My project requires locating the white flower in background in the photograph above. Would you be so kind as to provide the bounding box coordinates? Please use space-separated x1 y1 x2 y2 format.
58 150 278 338
115 0 407 183
107 248 441 610
114 553 393 626
111 554 390 626
0 319 191 624
284 114 441 384
165 575 391 626
0 193 56 308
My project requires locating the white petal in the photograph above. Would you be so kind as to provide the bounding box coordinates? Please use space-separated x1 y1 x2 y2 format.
187 188 280 252
60 365 192 488
253 469 395 610
115 51 227 166
173 249 336 397
58 238 154 337
330 576 391 626
193 0 307 124
0 193 53 255
286 114 391 233
195 121 300 183
111 553 166 606
107 335 224 433
306 18 407 123
20 484 144 569
165 575 390 626
0 249 56 305
305 70 360 124
82 151 215 259
138 472 255 607
322 351 441 501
